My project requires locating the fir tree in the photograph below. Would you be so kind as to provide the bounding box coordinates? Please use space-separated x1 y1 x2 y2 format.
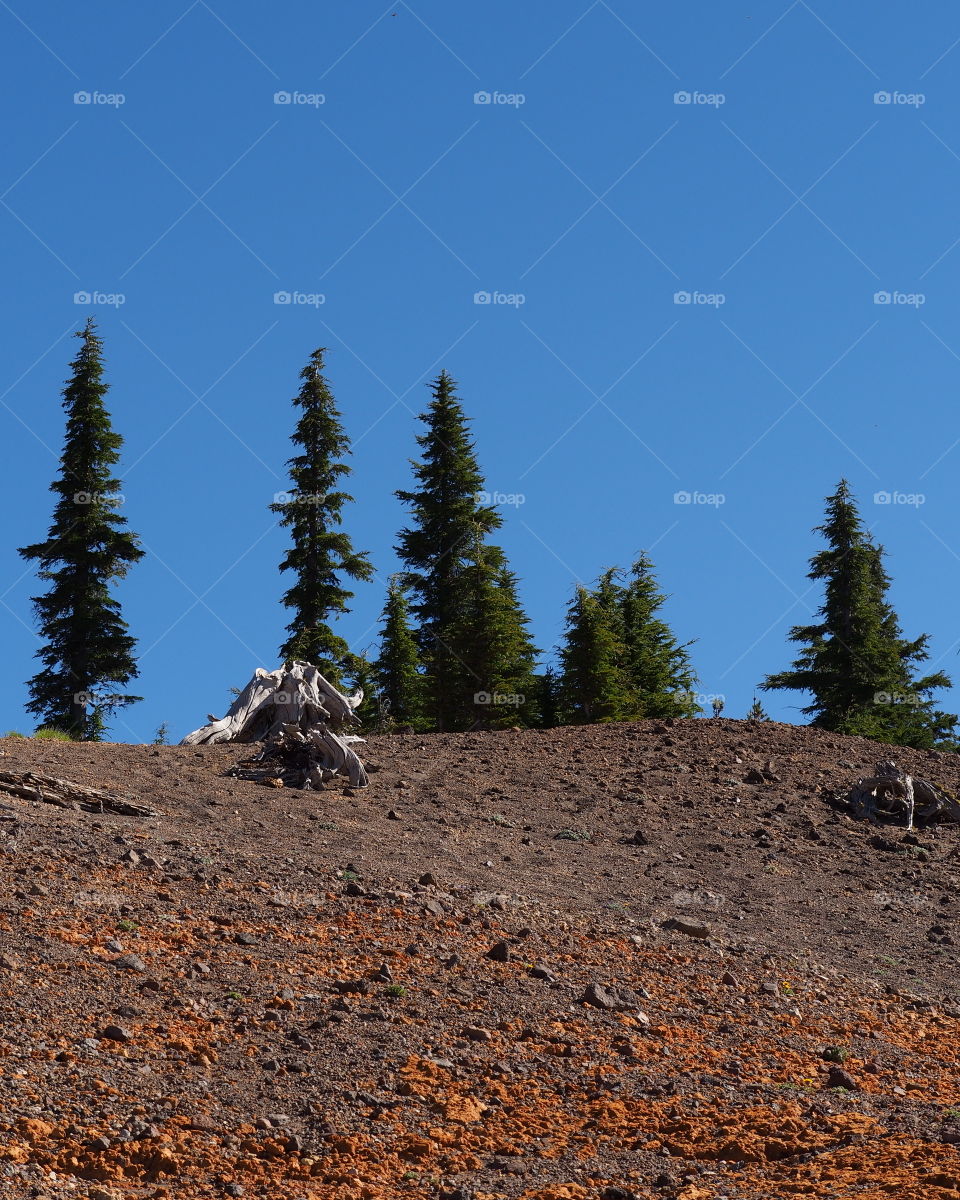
19 319 143 740
746 696 769 721
621 553 701 718
396 371 536 730
559 584 634 723
374 579 425 730
270 348 373 685
761 480 956 748
454 541 539 728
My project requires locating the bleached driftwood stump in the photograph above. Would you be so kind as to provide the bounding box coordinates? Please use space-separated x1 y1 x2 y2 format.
848 760 960 830
181 662 368 788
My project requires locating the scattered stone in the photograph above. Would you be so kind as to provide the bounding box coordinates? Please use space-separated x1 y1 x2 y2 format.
463 1026 493 1042
0 954 18 970
529 965 555 982
827 1066 858 1090
114 954 147 973
104 938 124 954
418 872 437 886
601 1188 637 1200
486 940 511 963
662 917 711 940
386 810 401 820
721 970 738 986
88 1136 111 1152
582 982 617 1010
234 932 257 946
99 1025 133 1043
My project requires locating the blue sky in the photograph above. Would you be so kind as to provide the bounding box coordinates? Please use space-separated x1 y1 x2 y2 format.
3 1 960 740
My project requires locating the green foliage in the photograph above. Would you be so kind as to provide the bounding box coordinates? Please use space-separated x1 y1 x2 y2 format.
34 727 75 742
3 731 27 739
374 579 426 730
152 721 171 745
558 555 700 724
746 696 770 721
762 480 957 748
270 348 374 685
395 371 537 730
559 585 634 723
19 320 143 740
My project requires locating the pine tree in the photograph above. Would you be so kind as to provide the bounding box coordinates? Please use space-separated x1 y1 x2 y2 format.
621 553 701 718
761 480 956 748
270 348 373 686
746 696 769 721
374 579 425 730
453 541 540 728
19 319 143 740
396 371 536 730
559 584 634 723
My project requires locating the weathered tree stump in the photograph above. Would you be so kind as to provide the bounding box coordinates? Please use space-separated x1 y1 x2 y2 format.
846 760 960 829
181 662 368 789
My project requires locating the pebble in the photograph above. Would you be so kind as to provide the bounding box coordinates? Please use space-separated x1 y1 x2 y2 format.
827 1066 858 1090
486 940 511 963
114 954 147 973
662 917 711 940
99 1025 133 1043
582 982 617 1010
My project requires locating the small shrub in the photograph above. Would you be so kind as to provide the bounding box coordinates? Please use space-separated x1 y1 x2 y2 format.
34 728 74 742
3 730 27 739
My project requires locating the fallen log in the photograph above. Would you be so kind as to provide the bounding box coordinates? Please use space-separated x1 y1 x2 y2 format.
182 662 368 789
0 771 159 818
846 760 960 830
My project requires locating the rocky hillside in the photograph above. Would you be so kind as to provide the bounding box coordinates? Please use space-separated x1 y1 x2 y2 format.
0 719 959 1200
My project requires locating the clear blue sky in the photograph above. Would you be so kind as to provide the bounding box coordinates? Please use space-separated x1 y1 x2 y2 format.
2 1 960 740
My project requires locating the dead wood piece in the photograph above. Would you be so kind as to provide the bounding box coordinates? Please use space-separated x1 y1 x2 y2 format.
847 760 960 828
0 771 159 818
185 662 368 789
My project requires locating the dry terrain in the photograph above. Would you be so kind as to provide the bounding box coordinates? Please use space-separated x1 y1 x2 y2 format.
0 718 959 1199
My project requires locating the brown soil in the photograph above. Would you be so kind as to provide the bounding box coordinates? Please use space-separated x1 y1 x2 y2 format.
0 718 959 1200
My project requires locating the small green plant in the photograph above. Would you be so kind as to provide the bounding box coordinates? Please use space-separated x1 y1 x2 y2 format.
3 730 27 739
34 727 74 741
746 696 770 721
316 821 337 831
943 1106 960 1119
822 1045 849 1064
152 721 171 746
384 983 407 998
555 829 591 842
341 868 360 882
117 919 138 933
226 990 244 1001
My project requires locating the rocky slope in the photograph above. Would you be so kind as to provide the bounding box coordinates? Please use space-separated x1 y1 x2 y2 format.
0 718 958 1200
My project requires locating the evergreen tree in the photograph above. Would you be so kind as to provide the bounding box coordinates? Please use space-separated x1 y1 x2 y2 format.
761 480 956 747
746 696 769 721
559 584 634 723
19 319 143 740
454 541 539 728
621 554 701 718
270 348 373 685
396 371 536 730
374 579 425 730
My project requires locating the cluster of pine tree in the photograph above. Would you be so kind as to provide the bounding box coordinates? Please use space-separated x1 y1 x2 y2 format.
15 321 958 751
